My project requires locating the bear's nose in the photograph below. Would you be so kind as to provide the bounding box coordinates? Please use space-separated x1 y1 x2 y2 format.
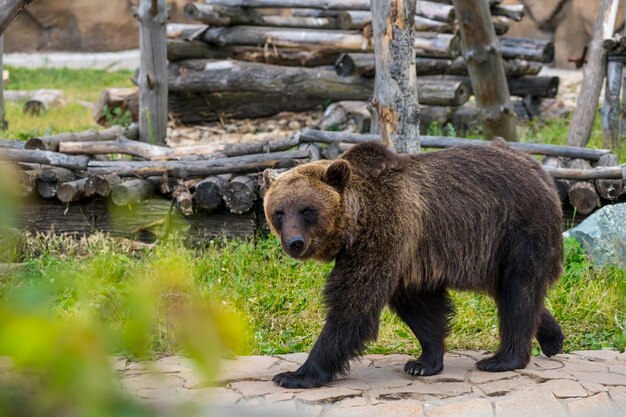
286 236 305 255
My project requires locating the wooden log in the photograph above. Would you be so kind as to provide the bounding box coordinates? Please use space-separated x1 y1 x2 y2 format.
0 0 33 35
0 139 25 149
602 59 622 148
184 3 352 29
544 166 624 180
16 197 259 241
413 15 451 32
0 148 89 170
175 189 194 216
201 26 460 57
136 0 168 146
57 178 88 203
93 88 139 127
202 0 371 10
370 0 420 153
84 174 122 198
453 0 517 141
499 37 555 63
541 156 569 202
0 36 5 131
441 75 559 98
87 149 311 177
594 153 624 199
567 0 620 147
23 90 65 116
111 179 157 206
222 136 299 157
298 142 321 161
415 1 455 23
490 4 524 21
36 167 77 199
222 175 258 214
26 124 139 152
335 54 542 77
416 78 470 106
167 24 208 40
193 175 229 211
566 159 602 215
60 137 170 160
297 129 612 160
167 39 340 66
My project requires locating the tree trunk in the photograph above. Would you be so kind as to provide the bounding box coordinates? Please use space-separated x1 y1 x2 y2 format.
23 89 65 115
541 156 569 201
185 3 352 29
567 0 620 148
193 175 229 211
297 128 613 160
594 153 624 199
335 54 542 77
499 37 554 63
167 39 340 65
0 148 89 170
370 0 420 153
57 178 88 203
87 149 311 177
136 0 168 146
222 175 258 214
602 59 622 148
84 174 122 198
452 0 517 141
26 124 139 152
0 0 33 35
202 0 370 10
111 179 157 206
0 36 6 131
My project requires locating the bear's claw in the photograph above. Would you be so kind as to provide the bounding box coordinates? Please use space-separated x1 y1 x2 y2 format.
404 359 443 376
272 371 324 389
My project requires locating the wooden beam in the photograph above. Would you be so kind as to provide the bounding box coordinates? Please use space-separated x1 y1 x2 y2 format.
136 0 168 145
567 0 620 147
452 0 517 141
370 0 420 153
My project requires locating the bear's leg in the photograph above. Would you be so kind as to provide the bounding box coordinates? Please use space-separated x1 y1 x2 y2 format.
536 307 564 357
476 259 543 372
390 286 453 376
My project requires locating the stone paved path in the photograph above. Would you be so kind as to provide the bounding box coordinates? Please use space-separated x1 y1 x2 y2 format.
118 350 626 416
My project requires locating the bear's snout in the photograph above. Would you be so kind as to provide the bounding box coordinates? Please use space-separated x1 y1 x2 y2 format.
285 236 306 257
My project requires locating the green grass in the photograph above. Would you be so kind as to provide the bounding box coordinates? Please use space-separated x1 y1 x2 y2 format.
2 233 624 357
2 67 134 140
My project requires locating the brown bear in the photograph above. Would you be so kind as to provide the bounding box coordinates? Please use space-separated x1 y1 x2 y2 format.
263 140 564 389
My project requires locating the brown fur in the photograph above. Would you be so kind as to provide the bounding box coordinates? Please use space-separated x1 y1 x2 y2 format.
263 141 564 389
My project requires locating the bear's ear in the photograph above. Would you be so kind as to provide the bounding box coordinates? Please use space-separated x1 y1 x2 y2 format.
263 169 279 190
323 160 351 191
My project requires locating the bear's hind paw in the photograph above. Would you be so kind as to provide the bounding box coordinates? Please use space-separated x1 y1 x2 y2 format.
272 371 324 389
404 360 443 376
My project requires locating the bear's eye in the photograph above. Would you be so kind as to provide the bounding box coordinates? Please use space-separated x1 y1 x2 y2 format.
301 208 315 217
273 211 284 227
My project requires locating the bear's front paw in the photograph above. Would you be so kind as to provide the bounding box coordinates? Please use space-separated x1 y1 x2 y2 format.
404 359 443 376
272 370 326 389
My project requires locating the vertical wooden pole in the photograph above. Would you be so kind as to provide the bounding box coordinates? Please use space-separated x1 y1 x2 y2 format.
137 0 168 145
370 0 421 154
452 0 517 141
0 0 32 36
602 58 622 148
0 35 6 131
567 0 619 148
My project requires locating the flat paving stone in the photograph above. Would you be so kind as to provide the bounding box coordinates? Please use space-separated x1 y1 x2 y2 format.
117 350 626 416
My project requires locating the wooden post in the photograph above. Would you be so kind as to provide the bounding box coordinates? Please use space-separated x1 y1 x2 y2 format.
0 0 32 35
452 0 517 141
0 36 6 130
567 0 619 148
602 57 622 148
136 0 168 146
370 0 421 153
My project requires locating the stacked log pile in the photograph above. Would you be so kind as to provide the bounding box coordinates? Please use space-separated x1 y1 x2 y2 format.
2 125 624 240
99 0 558 130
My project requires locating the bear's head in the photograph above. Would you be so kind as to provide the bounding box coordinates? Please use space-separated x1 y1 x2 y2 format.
263 159 353 262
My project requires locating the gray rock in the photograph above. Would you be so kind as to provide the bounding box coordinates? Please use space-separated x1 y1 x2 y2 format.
563 204 626 268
